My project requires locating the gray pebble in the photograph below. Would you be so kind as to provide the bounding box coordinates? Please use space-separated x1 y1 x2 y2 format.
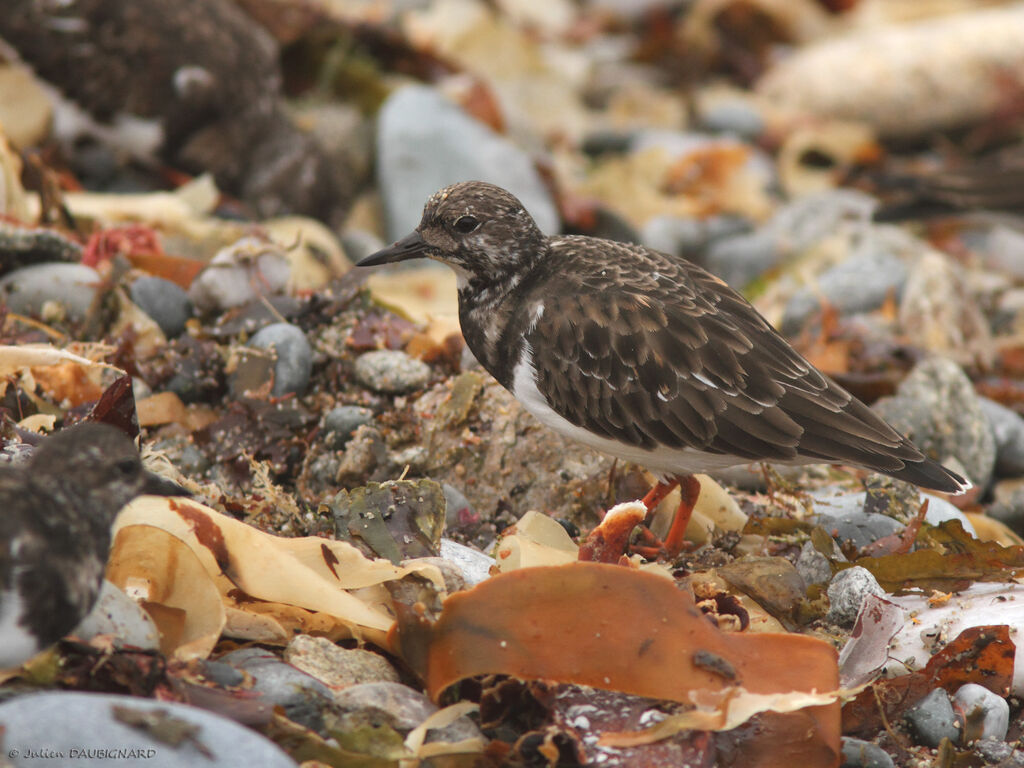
354 350 430 393
703 229 778 290
339 229 386 265
323 405 374 448
782 233 908 336
0 691 296 768
377 85 559 240
826 566 884 627
442 482 476 529
954 683 1009 743
796 541 833 587
979 397 1024 478
974 738 1024 765
283 635 399 692
873 358 995 489
177 443 211 476
815 497 902 550
983 225 1024 281
699 99 766 139
200 660 245 688
439 538 495 587
72 580 159 651
129 276 193 337
248 323 312 397
641 214 751 261
706 190 877 290
218 647 334 733
189 237 290 314
987 485 1024 536
840 737 894 768
905 688 960 747
0 263 100 322
333 682 481 744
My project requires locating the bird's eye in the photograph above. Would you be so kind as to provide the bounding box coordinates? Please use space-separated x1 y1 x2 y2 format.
115 458 138 476
453 215 480 234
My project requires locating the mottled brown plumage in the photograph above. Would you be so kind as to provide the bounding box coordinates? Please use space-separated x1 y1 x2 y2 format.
359 181 968 498
0 424 185 667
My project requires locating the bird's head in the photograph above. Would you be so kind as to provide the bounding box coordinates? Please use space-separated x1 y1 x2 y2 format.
29 423 187 519
357 181 546 287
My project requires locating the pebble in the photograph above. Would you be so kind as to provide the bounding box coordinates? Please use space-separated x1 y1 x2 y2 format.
376 84 559 240
840 737 894 768
782 230 910 335
129 276 193 338
705 189 877 289
283 635 400 692
979 397 1024 478
953 683 1009 743
826 566 884 627
333 682 482 743
813 490 976 547
354 350 431 394
905 688 960 747
247 323 312 397
322 405 375 448
704 229 781 290
339 229 386 265
188 237 290 314
795 541 833 587
987 485 1024 536
0 691 297 768
217 647 334 734
442 482 476 530
0 263 100 322
982 225 1024 281
873 357 996 489
814 495 901 550
72 580 160 652
698 98 766 140
974 739 1024 765
439 538 495 587
640 214 750 260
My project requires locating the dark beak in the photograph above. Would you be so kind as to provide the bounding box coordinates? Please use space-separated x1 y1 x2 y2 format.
356 231 430 267
141 471 191 498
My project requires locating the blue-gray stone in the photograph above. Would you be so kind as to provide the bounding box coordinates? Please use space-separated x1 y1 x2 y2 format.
248 323 312 397
218 647 333 733
873 358 995 490
704 230 779 289
130 276 193 337
0 691 296 768
954 683 1009 743
840 737 894 768
699 100 766 140
905 688 960 747
0 263 100 322
377 85 559 240
782 233 909 335
979 397 1024 478
323 405 374 448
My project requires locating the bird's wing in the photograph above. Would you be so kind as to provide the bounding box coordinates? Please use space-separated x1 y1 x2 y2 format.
527 244 922 470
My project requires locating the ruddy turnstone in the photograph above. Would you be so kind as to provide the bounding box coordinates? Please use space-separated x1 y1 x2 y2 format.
0 423 186 667
358 181 969 556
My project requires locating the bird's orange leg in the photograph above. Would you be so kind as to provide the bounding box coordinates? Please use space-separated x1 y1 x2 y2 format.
630 474 702 559
641 477 680 512
662 474 701 557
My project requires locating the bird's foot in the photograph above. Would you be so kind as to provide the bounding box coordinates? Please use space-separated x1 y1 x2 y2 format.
634 474 701 559
578 475 702 562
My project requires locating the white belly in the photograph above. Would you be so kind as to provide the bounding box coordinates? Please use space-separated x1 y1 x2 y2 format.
510 344 796 479
0 588 41 668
